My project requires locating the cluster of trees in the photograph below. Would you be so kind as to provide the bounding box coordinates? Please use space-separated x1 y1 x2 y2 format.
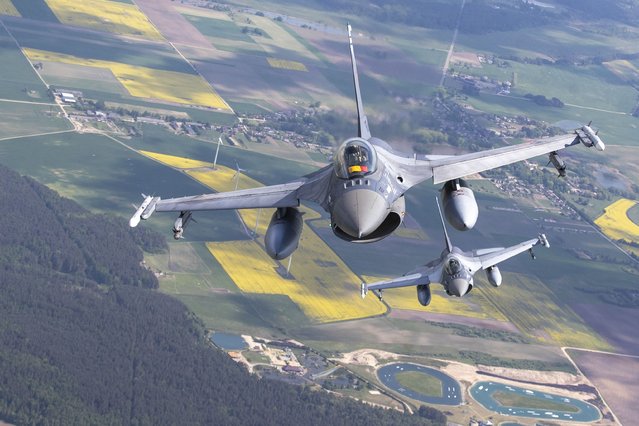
524 93 565 108
0 163 443 425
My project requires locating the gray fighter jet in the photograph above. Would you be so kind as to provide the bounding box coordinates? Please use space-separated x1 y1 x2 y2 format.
129 24 603 260
361 199 550 306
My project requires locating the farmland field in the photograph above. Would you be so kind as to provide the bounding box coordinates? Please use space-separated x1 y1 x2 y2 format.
0 132 245 242
0 24 48 101
10 0 58 22
478 272 610 349
594 198 639 244
23 48 230 110
267 58 308 71
207 240 386 323
45 0 162 40
0 0 19 16
0 101 72 139
4 17 192 73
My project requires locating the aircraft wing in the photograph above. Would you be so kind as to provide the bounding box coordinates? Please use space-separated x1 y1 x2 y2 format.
155 181 304 212
130 165 333 227
363 266 439 294
377 134 582 189
477 234 549 269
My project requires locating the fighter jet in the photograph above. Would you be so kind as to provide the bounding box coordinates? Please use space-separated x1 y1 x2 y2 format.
361 199 550 306
129 24 603 260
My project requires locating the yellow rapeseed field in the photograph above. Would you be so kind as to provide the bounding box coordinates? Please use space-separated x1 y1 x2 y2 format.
594 198 639 243
0 0 19 16
267 58 308 72
139 150 212 169
138 149 385 322
23 48 230 110
45 0 162 40
208 240 386 323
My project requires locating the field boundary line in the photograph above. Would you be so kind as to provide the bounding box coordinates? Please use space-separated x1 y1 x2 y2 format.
0 98 58 106
561 347 621 425
440 0 466 87
0 129 75 142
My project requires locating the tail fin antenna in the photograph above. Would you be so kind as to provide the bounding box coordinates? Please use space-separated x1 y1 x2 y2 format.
347 24 371 140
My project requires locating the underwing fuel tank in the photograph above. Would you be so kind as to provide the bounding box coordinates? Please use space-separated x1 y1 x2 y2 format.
417 284 431 306
265 207 303 260
441 179 478 231
486 266 502 287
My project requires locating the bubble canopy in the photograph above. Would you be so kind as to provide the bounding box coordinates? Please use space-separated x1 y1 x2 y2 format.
334 138 378 179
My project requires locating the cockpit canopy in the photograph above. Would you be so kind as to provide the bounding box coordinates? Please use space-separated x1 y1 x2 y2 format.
334 138 377 179
445 258 462 275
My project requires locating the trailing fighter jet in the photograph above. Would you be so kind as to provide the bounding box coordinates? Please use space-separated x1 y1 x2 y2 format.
129 24 604 260
361 199 550 306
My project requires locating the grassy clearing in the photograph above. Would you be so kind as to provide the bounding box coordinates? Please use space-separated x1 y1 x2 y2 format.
0 101 72 139
477 272 611 349
594 198 639 244
492 391 579 413
24 48 230 110
0 0 19 16
395 371 442 397
45 0 162 40
267 57 308 71
11 0 59 22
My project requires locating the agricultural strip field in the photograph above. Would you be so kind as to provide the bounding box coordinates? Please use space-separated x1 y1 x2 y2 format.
45 0 162 40
0 101 72 139
138 150 386 323
0 24 49 101
23 48 230 110
3 17 191 72
0 0 18 16
594 198 639 244
267 58 308 71
477 273 610 349
207 240 386 323
10 0 59 22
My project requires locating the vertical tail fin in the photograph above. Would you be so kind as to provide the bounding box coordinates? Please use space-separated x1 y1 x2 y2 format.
347 24 371 140
436 196 453 253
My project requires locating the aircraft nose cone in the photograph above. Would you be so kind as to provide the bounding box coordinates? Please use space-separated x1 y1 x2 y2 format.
449 278 470 297
333 189 388 238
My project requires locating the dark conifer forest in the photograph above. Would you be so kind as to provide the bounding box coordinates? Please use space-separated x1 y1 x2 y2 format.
0 164 440 425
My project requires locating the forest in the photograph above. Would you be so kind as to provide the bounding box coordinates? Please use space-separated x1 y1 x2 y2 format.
0 163 442 425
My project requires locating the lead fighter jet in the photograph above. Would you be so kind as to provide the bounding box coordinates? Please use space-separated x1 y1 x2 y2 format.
361 199 550 307
130 24 604 260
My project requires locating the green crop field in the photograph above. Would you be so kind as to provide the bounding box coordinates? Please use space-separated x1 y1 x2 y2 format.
461 62 635 113
395 371 442 397
0 101 72 139
5 19 193 74
183 14 258 44
0 25 48 101
0 132 246 242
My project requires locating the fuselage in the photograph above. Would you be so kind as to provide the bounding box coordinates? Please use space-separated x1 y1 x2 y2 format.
327 137 405 242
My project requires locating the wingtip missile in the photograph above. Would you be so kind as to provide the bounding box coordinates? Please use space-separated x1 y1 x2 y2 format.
539 233 550 248
360 282 367 299
129 195 160 227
